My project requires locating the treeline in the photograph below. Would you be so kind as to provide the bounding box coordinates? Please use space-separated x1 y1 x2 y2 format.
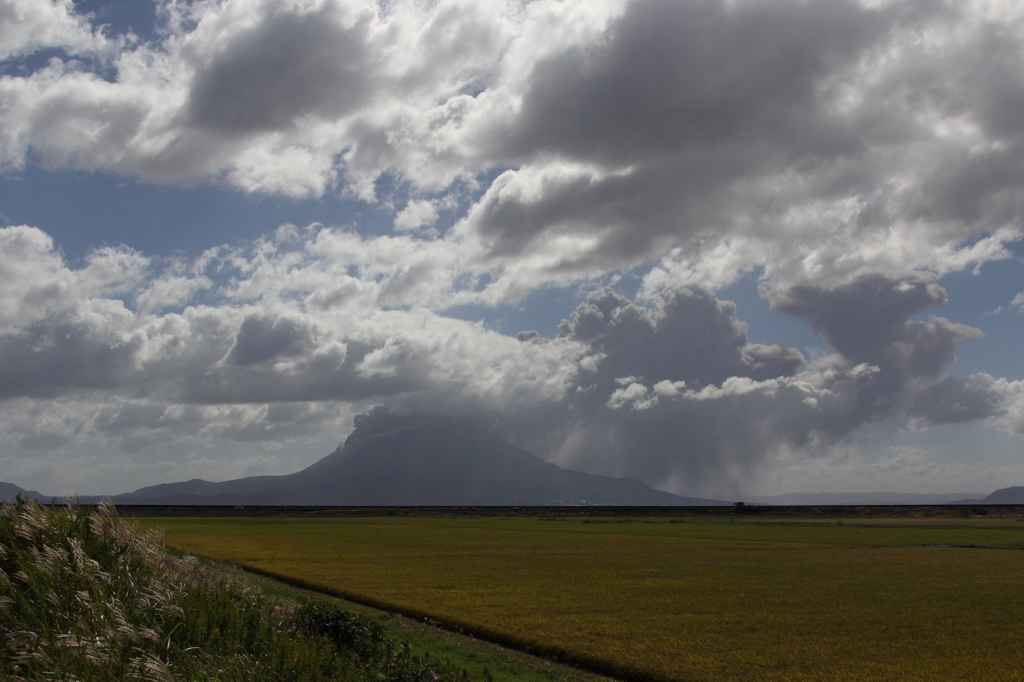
0 497 474 682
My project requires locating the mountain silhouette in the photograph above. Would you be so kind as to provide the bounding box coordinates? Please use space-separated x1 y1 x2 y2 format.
115 411 727 506
0 482 46 504
979 486 1024 504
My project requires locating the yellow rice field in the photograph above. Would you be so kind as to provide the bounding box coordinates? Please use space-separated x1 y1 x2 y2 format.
152 516 1024 682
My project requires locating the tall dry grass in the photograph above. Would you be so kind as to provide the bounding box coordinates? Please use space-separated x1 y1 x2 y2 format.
1 498 473 682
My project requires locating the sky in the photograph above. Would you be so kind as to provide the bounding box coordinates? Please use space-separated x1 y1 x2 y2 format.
1 0 1023 499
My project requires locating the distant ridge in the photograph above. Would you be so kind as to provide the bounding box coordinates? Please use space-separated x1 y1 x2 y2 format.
747 491 985 505
0 482 46 504
113 412 729 506
976 486 1024 504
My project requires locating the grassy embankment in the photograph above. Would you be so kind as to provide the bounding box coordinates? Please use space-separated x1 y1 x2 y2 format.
154 514 1024 682
0 498 524 682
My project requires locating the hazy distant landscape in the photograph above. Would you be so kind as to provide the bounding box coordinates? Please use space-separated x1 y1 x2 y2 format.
3 411 1019 506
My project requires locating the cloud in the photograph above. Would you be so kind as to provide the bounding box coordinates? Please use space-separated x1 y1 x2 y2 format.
0 0 1020 293
910 373 1024 435
482 276 990 495
393 199 439 231
559 286 805 390
0 0 110 61
183 2 374 136
0 224 587 453
225 315 319 366
0 0 516 196
493 286 812 490
457 0 889 258
989 292 1024 316
446 0 1024 292
768 274 982 385
606 381 654 411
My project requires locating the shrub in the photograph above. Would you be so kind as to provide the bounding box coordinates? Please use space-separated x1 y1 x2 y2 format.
733 501 756 515
298 601 389 656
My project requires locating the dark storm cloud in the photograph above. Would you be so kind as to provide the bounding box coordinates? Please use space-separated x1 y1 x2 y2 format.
456 0 1024 287
770 275 951 365
899 20 1024 229
0 317 143 398
909 374 1006 426
226 315 316 365
770 275 982 410
492 277 991 494
185 4 372 134
464 0 909 257
491 286 810 489
496 0 893 164
557 286 804 390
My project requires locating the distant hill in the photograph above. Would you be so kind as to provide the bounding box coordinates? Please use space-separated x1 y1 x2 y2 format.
115 413 729 506
977 486 1024 504
0 482 46 504
747 492 985 505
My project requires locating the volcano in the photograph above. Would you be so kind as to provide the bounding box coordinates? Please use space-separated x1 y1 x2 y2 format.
115 412 727 506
